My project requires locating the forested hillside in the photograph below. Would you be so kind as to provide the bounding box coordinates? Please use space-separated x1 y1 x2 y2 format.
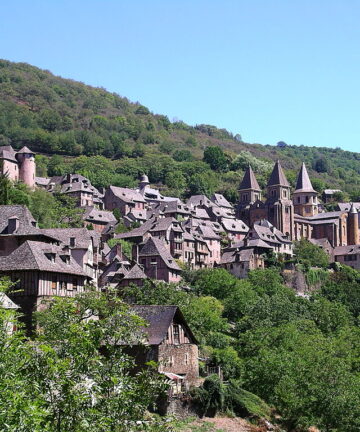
1 59 360 200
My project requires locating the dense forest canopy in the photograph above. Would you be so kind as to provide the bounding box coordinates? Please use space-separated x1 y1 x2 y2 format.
1 59 360 201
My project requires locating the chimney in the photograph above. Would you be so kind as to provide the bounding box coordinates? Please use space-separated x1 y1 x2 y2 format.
116 242 123 257
8 217 19 234
132 243 138 262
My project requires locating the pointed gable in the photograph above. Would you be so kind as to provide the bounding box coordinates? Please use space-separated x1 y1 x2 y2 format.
267 160 289 187
239 165 261 191
294 163 315 193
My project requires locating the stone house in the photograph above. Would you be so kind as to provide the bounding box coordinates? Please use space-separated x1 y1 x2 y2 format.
333 245 360 270
40 228 101 284
135 236 182 283
220 246 265 279
129 305 199 392
47 174 103 208
82 206 117 233
104 185 147 216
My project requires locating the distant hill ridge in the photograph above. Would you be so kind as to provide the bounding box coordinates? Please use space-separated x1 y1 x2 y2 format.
0 58 360 199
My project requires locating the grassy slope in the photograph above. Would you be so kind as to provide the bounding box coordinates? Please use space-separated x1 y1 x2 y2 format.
0 59 359 196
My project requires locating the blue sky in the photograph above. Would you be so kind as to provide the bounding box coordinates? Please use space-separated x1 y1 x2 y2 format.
1 0 360 152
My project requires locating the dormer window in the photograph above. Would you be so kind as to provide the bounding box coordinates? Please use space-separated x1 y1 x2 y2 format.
173 324 180 344
70 237 76 247
45 253 56 263
60 255 70 264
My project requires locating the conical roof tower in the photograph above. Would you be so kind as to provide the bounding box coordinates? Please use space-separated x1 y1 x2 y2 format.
239 165 261 191
295 162 315 193
267 160 289 187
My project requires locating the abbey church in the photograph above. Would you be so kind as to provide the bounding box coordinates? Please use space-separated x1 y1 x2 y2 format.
237 160 358 247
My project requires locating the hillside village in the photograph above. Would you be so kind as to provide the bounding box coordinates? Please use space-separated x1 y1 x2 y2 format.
1 143 360 407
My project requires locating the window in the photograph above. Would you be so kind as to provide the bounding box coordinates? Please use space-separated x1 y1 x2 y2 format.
283 190 287 198
60 280 67 290
297 197 301 203
185 353 189 365
51 276 57 290
72 278 78 291
173 324 180 344
306 196 309 203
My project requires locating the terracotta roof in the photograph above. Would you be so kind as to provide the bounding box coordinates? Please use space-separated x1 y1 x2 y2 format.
267 160 289 187
0 241 87 276
239 165 261 191
294 163 316 193
130 305 197 345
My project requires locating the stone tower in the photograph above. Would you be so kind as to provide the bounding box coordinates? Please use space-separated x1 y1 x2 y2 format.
139 173 149 191
16 146 36 189
293 162 319 217
266 160 294 239
347 203 359 245
237 165 266 226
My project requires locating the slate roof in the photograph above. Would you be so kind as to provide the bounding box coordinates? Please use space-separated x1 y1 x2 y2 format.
221 218 249 233
211 194 233 209
186 195 215 208
82 206 117 224
40 228 95 249
239 165 261 191
35 177 50 186
220 248 254 264
195 224 220 240
193 208 210 219
333 245 360 256
130 305 197 345
0 241 87 276
294 163 316 193
338 203 360 212
17 146 34 154
122 263 147 280
109 185 146 204
139 237 181 271
0 205 37 235
0 145 17 162
267 160 290 187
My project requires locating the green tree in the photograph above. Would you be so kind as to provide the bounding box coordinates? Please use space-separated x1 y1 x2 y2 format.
203 146 228 172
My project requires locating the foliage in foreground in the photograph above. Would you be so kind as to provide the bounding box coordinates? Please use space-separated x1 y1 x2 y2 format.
125 266 360 431
0 281 168 432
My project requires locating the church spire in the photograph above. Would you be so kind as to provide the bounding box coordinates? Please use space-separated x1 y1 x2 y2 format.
267 160 289 187
239 165 261 191
295 162 315 193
